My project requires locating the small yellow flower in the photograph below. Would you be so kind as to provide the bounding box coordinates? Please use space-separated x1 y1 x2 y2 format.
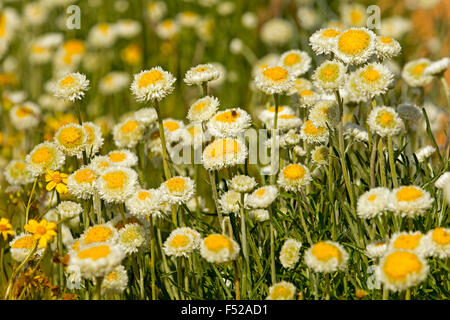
24 219 57 248
0 218 15 241
45 168 68 194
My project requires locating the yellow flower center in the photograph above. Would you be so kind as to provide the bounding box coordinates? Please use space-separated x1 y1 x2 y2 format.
138 191 150 200
368 194 377 201
411 64 427 76
196 67 207 72
393 234 423 251
396 186 423 202
338 29 371 55
72 240 80 251
170 234 190 248
31 147 52 164
194 101 207 112
121 120 138 134
432 228 450 245
165 177 186 193
84 125 94 144
318 64 339 82
98 23 109 34
271 285 291 299
204 234 233 253
138 70 163 88
215 110 240 123
300 90 314 96
283 164 306 181
375 110 395 128
383 251 422 281
12 236 36 249
322 29 340 38
208 138 239 158
106 272 118 281
77 245 111 261
256 189 266 197
60 75 75 87
268 106 284 112
109 152 126 163
14 162 26 170
163 121 180 131
16 106 34 118
283 53 300 66
361 67 380 82
84 226 113 244
74 168 95 183
380 36 392 44
64 40 85 55
58 127 83 146
303 120 325 135
262 66 288 81
103 171 127 189
280 114 295 119
311 242 342 262
35 225 48 236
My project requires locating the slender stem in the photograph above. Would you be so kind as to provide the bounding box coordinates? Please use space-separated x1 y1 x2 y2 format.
297 193 313 246
94 277 103 300
387 136 398 188
233 260 240 300
378 138 387 187
239 193 249 298
440 76 450 110
149 217 157 300
25 177 38 225
270 94 280 184
268 207 276 284
201 82 209 96
208 170 224 232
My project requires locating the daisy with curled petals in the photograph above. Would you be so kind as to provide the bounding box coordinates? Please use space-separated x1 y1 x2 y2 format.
155 19 180 40
375 36 401 60
0 218 14 241
89 155 113 175
376 250 429 292
9 233 45 262
206 108 252 137
250 209 270 222
26 142 65 177
83 122 103 157
279 49 311 77
163 227 200 257
101 265 128 296
309 27 342 55
265 114 302 132
332 27 376 65
130 67 176 102
308 100 340 128
68 243 125 279
125 188 163 218
357 187 390 219
4 160 34 185
354 63 394 99
79 223 118 247
112 117 145 149
159 176 195 205
254 65 295 95
389 185 433 218
24 219 57 248
311 145 329 166
187 96 219 123
401 58 433 88
292 89 320 108
305 241 349 273
133 107 157 126
345 71 369 104
117 223 149 255
300 120 329 144
107 149 138 167
56 201 82 220
53 72 90 101
202 138 247 171
258 105 295 123
426 227 450 259
95 167 138 204
287 77 313 95
10 102 41 130
184 63 221 88
365 241 388 260
45 168 68 195
200 234 240 264
423 57 450 76
229 175 257 193
246 185 278 209
278 163 312 192
67 166 96 199
388 231 429 257
218 190 241 214
54 123 88 158
312 60 347 93
266 281 296 300
367 106 404 137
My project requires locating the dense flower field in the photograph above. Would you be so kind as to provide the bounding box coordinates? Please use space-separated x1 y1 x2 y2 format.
0 0 449 300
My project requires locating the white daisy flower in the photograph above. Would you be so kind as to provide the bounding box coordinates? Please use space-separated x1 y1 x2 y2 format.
54 123 88 158
414 146 436 162
279 50 311 77
9 233 45 262
249 209 270 222
26 142 65 177
367 106 404 137
206 108 252 137
117 223 148 255
155 19 179 40
354 63 394 98
56 201 82 220
112 117 145 149
357 187 390 219
99 71 130 95
266 281 296 300
365 241 388 259
426 227 450 259
10 102 41 130
423 57 450 76
101 265 128 295
389 185 434 217
258 105 295 123
246 185 278 209
133 107 158 126
309 27 342 55
305 241 349 273
79 223 119 247
308 100 340 128
376 250 429 292
260 18 293 46
125 188 163 218
159 176 195 205
95 167 138 203
107 149 138 167
130 67 176 102
291 89 320 108
83 122 104 157
184 63 221 86
388 231 429 257
89 155 113 175
187 96 220 123
87 23 117 49
312 60 347 93
300 120 329 144
278 163 312 192
402 58 433 87
435 172 450 189
200 234 240 264
311 145 329 166
229 175 257 193
53 72 90 101
332 27 377 65
202 138 247 171
163 227 201 257
254 65 295 95
219 190 241 214
375 36 401 60
4 160 34 185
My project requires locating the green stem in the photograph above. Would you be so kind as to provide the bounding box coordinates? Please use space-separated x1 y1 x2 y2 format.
149 217 157 300
387 136 398 188
153 100 171 180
